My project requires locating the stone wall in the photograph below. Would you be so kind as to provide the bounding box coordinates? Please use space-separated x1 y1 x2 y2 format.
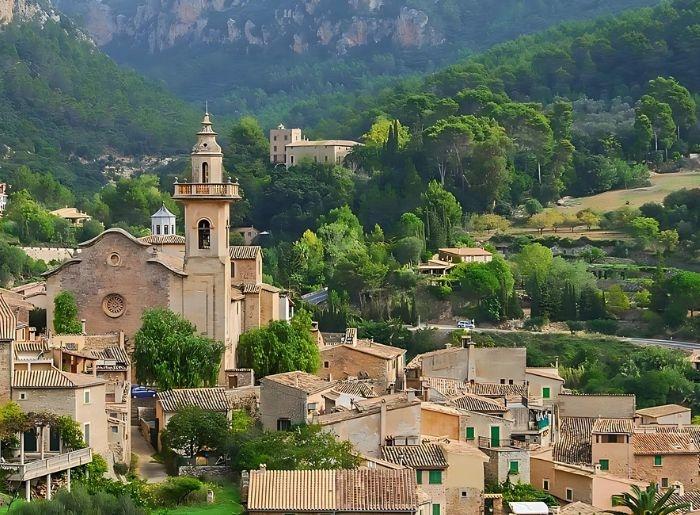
178 465 231 479
319 345 392 392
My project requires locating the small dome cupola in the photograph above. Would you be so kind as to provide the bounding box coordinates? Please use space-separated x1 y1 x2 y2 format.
151 203 176 236
191 110 224 183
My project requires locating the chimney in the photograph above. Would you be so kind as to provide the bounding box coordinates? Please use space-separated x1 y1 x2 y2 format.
81 319 86 334
674 481 685 497
345 328 358 346
461 334 472 348
311 321 319 331
259 463 267 471
240 471 250 503
380 399 387 443
445 343 452 349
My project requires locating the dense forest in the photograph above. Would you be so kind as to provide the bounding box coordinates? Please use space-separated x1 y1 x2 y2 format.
0 17 199 193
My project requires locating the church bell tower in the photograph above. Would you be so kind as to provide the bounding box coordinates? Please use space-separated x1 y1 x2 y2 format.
173 111 240 358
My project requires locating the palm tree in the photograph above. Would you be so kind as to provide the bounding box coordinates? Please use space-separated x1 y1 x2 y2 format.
607 484 690 515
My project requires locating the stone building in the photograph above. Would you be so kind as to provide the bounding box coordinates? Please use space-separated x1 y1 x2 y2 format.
635 404 692 426
0 182 7 215
43 113 288 384
269 124 360 168
318 327 406 393
49 207 91 226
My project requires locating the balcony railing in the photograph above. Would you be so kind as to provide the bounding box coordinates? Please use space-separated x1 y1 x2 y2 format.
478 437 531 450
173 182 240 199
0 448 92 481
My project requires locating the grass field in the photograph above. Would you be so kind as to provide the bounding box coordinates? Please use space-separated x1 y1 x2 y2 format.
154 482 244 515
555 170 700 213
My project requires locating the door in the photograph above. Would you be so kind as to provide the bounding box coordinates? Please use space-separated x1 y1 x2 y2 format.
490 426 500 447
49 427 61 452
23 430 37 452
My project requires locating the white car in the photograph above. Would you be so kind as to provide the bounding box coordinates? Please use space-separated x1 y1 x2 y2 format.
456 320 475 329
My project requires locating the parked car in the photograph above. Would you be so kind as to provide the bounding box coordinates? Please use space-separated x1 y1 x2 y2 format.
131 385 157 398
456 320 476 329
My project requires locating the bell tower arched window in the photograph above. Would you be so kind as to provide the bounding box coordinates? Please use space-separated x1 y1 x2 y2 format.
198 219 211 249
202 162 209 183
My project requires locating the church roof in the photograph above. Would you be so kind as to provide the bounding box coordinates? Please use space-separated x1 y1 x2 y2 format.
139 234 186 245
229 246 261 259
79 228 151 248
147 253 186 276
151 204 175 218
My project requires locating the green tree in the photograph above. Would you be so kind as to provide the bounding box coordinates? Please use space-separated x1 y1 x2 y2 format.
232 424 360 471
647 76 697 138
609 484 689 515
629 216 660 249
606 285 631 315
637 95 676 154
576 209 601 230
417 181 462 250
133 309 224 389
53 291 82 334
161 406 230 458
237 310 320 378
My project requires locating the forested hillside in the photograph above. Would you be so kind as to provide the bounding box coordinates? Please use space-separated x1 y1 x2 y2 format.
0 15 199 193
55 0 658 126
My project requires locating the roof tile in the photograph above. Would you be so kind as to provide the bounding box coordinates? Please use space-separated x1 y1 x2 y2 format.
158 388 229 412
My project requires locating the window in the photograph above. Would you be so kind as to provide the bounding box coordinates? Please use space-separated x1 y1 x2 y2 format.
509 461 519 474
201 162 209 183
416 470 422 484
543 480 549 491
156 224 161 235
466 427 475 440
428 470 442 484
171 225 175 235
307 403 318 411
277 418 291 431
18 392 27 400
198 220 211 249
461 490 468 498
566 488 573 501
111 426 119 433
164 225 169 235
542 387 551 399
274 145 277 151
324 155 328 163
83 390 90 404
654 455 663 467
500 379 506 384
661 477 669 488
599 459 609 471
290 155 294 164
273 136 277 141
508 379 514 385
83 423 91 446
323 361 330 369
432 504 441 515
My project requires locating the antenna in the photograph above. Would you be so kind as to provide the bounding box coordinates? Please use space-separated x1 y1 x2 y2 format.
205 100 209 115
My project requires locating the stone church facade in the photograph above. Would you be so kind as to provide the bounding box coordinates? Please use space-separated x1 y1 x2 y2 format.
45 113 285 385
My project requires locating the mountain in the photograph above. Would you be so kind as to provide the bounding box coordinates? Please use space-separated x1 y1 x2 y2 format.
0 0 199 194
53 0 660 127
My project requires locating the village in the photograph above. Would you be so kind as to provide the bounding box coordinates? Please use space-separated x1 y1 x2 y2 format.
0 113 697 514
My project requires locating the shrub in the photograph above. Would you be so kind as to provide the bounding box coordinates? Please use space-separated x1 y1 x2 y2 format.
524 316 548 332
566 320 585 334
113 462 129 476
585 319 619 335
152 476 203 507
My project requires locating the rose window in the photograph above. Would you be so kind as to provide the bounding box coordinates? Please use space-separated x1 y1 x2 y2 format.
102 294 126 318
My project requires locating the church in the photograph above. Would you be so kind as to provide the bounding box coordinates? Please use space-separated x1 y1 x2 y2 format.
44 113 289 385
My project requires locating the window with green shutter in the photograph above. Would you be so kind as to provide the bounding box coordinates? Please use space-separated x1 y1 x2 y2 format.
599 459 609 471
654 455 663 466
428 470 442 484
542 387 551 399
416 470 422 484
509 461 519 474
466 427 475 440
432 504 441 515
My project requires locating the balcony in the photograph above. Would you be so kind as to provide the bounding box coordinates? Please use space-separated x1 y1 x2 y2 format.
173 181 241 200
478 437 532 451
0 448 92 481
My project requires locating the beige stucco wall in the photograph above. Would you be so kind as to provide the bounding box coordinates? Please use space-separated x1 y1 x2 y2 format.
232 256 261 284
322 403 421 458
441 445 486 514
286 144 354 167
260 379 331 431
639 411 692 425
591 437 632 478
558 395 636 419
259 289 279 327
471 347 526 383
13 384 108 459
525 372 564 405
269 127 301 164
482 447 529 484
421 408 463 441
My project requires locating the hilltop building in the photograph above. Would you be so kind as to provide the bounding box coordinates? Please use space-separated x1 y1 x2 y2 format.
43 113 289 384
50 207 91 226
269 124 360 167
0 182 7 215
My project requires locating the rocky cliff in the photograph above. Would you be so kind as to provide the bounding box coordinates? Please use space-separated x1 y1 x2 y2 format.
0 0 58 25
54 0 443 55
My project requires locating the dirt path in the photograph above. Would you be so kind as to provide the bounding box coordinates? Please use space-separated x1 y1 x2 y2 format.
130 426 168 483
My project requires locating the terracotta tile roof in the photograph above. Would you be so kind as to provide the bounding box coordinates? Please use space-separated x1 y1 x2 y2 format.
449 393 507 413
247 468 419 512
147 253 186 275
332 380 378 398
636 404 690 419
337 469 419 512
94 346 130 365
422 377 467 397
669 490 700 512
229 246 261 260
323 340 405 360
553 417 594 465
263 371 334 394
0 295 16 341
559 501 604 514
633 431 698 455
158 388 229 412
139 234 186 245
592 418 634 434
439 247 492 257
13 368 105 388
382 444 448 469
14 341 48 354
464 382 528 398
317 393 420 425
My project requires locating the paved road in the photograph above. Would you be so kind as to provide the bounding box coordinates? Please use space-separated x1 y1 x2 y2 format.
406 324 700 351
130 426 168 483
